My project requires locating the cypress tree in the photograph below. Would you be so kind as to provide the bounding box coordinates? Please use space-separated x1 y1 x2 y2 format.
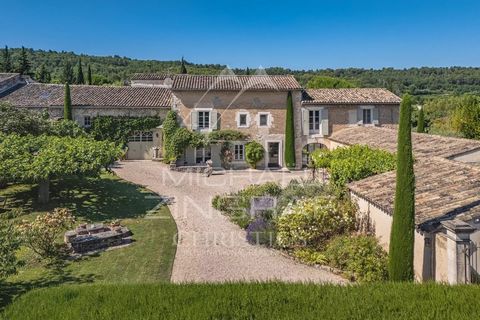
76 58 85 84
64 83 73 121
87 64 93 85
246 67 250 75
17 46 31 75
2 46 12 72
62 60 74 84
284 91 296 168
180 57 187 74
417 106 425 133
388 94 415 282
35 64 51 83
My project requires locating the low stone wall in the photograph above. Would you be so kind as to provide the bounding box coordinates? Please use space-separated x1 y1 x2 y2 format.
169 163 210 173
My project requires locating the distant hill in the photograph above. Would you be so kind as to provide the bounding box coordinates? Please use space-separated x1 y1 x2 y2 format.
5 47 480 97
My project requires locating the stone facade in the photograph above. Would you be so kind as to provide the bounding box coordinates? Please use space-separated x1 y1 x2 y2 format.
173 90 303 169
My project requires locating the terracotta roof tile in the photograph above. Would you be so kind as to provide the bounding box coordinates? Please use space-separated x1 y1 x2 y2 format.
172 75 302 91
302 88 401 105
130 73 172 81
329 126 480 158
349 158 480 228
0 83 172 108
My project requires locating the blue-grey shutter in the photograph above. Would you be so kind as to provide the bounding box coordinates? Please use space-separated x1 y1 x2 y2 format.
191 111 198 131
372 107 379 125
321 108 329 136
357 108 363 125
210 111 218 130
302 109 310 135
348 109 357 125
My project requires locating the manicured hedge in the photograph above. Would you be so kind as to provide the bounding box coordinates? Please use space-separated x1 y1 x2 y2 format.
3 283 480 320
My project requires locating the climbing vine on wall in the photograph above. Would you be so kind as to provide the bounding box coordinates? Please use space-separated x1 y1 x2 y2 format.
89 116 162 146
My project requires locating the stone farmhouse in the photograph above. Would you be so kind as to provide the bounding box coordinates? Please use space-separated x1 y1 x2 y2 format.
2 72 480 284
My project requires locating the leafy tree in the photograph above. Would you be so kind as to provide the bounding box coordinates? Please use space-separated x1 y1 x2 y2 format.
0 103 50 135
63 83 72 120
87 64 92 85
284 91 295 168
16 208 75 260
61 60 74 84
389 94 415 282
75 58 85 84
451 95 480 139
0 220 21 280
0 134 122 203
17 46 31 75
1 45 13 73
35 64 51 83
180 57 187 74
417 106 425 133
49 120 86 138
307 76 355 89
245 141 265 169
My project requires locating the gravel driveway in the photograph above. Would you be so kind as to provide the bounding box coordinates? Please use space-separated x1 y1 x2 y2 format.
113 161 344 284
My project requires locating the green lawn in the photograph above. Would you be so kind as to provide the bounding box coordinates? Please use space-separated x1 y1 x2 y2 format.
0 173 177 310
2 282 480 320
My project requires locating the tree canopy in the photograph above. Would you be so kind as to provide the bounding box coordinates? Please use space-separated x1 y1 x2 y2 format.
307 76 356 89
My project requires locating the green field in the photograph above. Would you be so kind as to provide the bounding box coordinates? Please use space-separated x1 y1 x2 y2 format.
2 282 480 320
0 173 177 310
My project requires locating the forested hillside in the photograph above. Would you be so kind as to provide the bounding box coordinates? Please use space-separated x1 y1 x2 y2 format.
3 47 480 97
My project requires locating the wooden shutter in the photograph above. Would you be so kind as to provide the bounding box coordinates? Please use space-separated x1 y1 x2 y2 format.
348 109 357 125
191 111 198 131
302 109 309 135
321 109 329 136
210 111 218 130
372 107 379 125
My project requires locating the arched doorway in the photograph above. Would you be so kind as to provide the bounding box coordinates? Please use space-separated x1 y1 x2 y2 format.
302 143 326 167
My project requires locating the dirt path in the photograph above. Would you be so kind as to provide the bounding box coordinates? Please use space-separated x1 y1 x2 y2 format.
113 161 345 284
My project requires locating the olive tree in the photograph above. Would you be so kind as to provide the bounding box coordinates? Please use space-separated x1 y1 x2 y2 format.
0 134 121 203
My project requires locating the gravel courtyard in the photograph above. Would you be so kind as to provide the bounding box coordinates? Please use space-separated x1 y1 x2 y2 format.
113 161 344 284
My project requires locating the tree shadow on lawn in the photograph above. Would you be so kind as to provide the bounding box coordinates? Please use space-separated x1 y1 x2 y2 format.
1 174 162 222
0 267 96 311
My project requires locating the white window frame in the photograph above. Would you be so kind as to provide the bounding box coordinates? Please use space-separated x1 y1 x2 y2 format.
236 112 250 128
84 115 91 128
198 110 211 130
194 146 212 164
233 144 245 161
360 106 375 126
308 109 321 134
257 112 271 128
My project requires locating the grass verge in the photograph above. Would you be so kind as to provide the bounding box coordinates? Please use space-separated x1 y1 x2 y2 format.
2 282 480 320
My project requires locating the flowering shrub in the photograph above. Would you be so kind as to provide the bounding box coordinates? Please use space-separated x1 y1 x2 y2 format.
324 234 388 283
212 182 281 229
246 217 276 247
276 196 357 249
16 208 75 259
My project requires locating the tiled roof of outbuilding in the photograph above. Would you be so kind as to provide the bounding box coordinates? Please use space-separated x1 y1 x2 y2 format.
349 157 480 229
302 88 401 105
0 83 172 108
172 74 302 91
0 73 19 82
329 126 480 159
130 73 172 81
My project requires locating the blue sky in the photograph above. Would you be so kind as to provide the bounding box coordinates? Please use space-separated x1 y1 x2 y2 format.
2 0 479 69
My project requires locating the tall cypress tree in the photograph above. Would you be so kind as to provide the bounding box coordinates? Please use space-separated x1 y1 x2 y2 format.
17 46 31 75
62 60 74 84
87 64 93 85
2 46 12 72
180 57 187 74
76 58 85 84
284 91 296 168
64 83 73 121
36 64 51 83
388 93 415 282
246 67 250 75
417 106 425 133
